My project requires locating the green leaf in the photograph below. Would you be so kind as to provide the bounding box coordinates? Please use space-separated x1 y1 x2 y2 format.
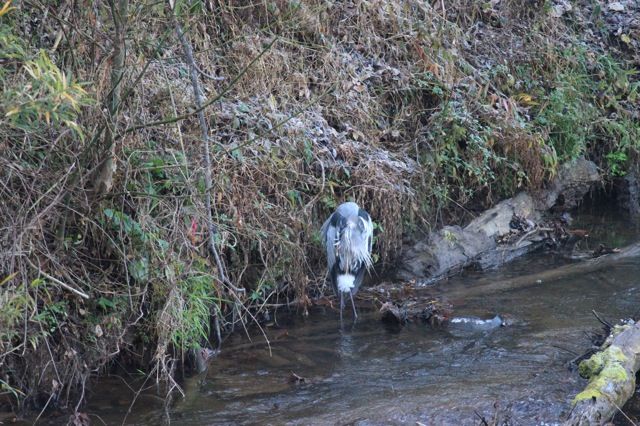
97 297 116 311
128 258 149 282
157 239 169 252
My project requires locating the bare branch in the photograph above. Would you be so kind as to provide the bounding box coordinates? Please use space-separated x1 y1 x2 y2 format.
25 258 90 300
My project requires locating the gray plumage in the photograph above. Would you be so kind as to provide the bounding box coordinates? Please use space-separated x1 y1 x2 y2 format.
321 201 374 320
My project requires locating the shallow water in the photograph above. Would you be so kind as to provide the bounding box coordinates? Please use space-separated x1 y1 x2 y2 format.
41 206 640 425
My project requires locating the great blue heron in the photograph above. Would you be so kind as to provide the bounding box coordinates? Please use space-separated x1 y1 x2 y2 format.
321 202 374 320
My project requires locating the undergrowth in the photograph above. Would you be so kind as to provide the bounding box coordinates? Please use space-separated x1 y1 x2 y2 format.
0 0 638 415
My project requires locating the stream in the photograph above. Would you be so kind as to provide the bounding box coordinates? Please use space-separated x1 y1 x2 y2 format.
41 206 640 425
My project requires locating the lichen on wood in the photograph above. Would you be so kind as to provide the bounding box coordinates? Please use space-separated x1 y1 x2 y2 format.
565 321 640 425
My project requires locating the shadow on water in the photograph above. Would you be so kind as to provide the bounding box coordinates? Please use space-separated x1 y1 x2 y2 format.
39 204 640 425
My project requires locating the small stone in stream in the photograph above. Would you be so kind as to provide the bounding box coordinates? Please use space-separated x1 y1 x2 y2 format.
380 302 408 324
422 299 453 326
288 371 307 384
449 315 504 330
592 244 621 258
379 299 452 325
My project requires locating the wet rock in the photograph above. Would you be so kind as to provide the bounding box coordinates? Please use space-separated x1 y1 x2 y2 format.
449 315 504 331
615 170 640 217
288 371 308 385
379 299 452 325
592 244 621 258
446 315 507 338
380 301 408 324
535 158 600 211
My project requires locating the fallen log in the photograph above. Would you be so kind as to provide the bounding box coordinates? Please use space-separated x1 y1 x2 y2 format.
439 242 640 300
564 321 640 425
397 159 600 284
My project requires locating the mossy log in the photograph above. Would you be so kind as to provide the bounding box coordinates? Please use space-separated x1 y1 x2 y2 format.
564 321 640 425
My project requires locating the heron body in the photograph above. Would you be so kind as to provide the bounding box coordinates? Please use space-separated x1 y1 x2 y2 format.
321 202 374 320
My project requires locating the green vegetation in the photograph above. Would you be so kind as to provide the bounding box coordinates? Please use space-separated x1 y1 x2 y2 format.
528 47 640 172
0 0 638 414
574 345 629 404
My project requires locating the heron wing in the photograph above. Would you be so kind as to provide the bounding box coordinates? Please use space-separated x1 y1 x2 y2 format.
321 212 337 271
357 208 374 262
366 216 373 254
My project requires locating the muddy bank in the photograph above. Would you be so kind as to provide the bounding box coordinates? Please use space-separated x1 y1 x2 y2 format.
397 158 600 284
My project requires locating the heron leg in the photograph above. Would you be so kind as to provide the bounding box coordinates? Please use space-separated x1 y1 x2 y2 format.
339 291 344 322
349 290 358 320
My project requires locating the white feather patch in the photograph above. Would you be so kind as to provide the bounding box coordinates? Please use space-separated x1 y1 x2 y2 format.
337 274 355 293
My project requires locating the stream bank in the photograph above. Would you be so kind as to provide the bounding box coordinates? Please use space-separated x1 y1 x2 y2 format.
1 0 639 416
59 205 640 426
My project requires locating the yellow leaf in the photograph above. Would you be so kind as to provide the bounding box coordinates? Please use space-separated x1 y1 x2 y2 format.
62 92 78 107
515 93 538 106
65 120 79 130
267 94 277 110
0 1 15 17
620 34 632 44
23 64 36 79
5 107 20 117
73 84 87 95
45 111 50 124
0 272 17 286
